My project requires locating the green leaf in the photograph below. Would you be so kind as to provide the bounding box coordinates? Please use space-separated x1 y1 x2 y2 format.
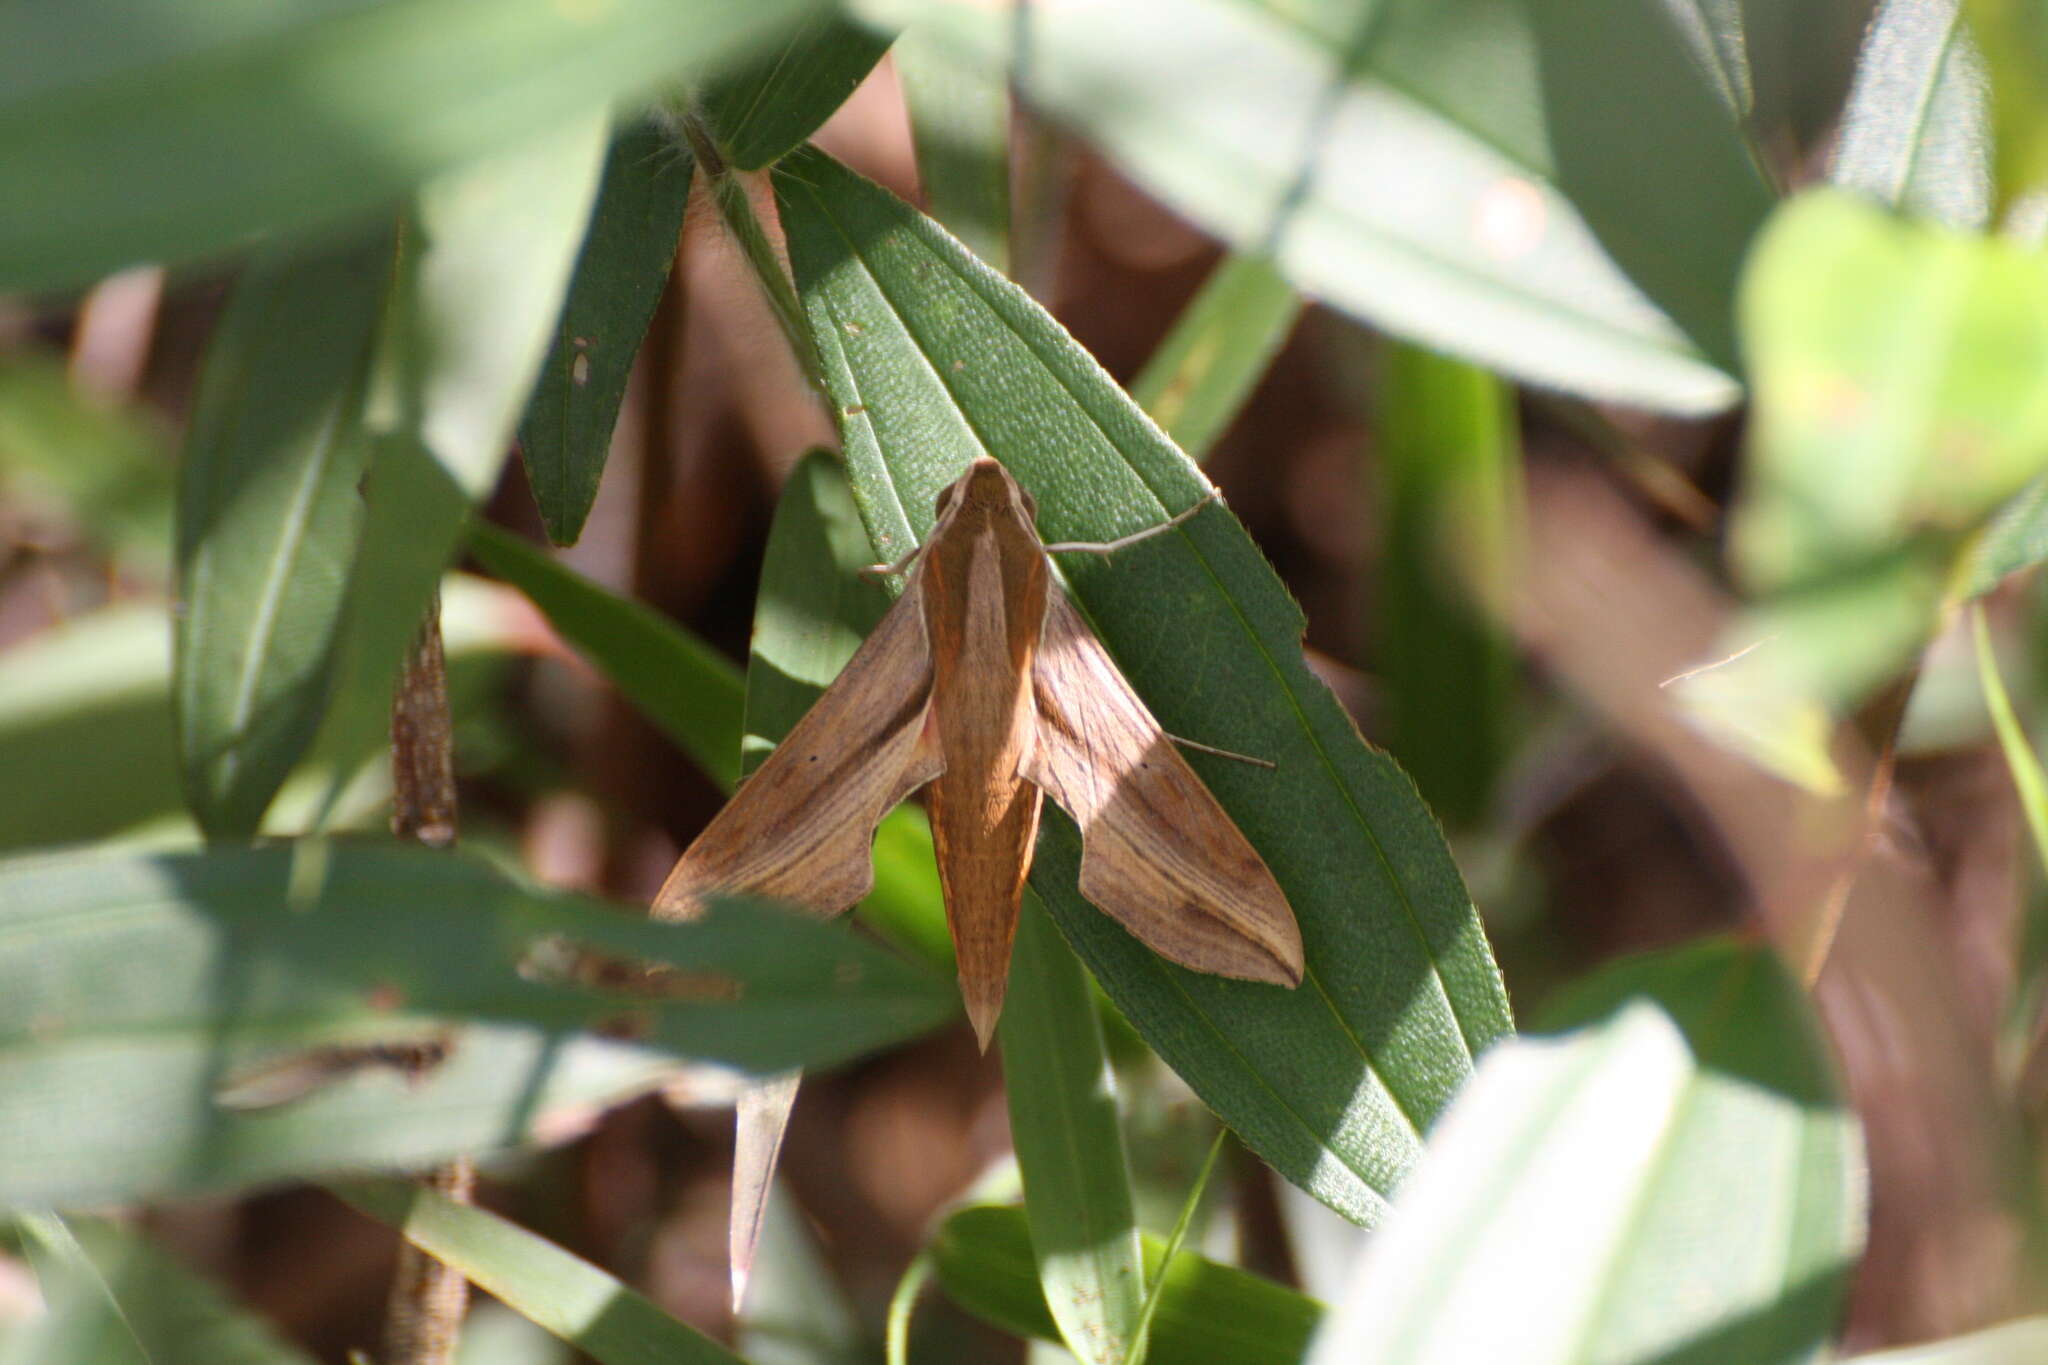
1829 0 1991 228
1371 340 1521 827
999 898 1145 1365
5 1215 316 1365
1973 605 2048 876
1842 1317 2048 1364
1309 939 1864 1365
1964 0 2048 208
1522 0 1780 372
1128 254 1301 463
173 231 391 841
697 11 895 172
520 120 696 545
337 1180 746 1364
0 352 175 571
858 0 1741 412
774 145 1513 1226
468 521 747 792
321 117 611 779
0 0 818 294
1736 191 2048 592
896 27 1012 275
933 1205 1321 1365
0 841 954 1208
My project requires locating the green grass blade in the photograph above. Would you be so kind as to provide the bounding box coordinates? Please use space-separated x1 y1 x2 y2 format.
698 11 895 172
1370 339 1521 827
1128 254 1300 463
173 232 391 840
775 145 1514 1226
933 1205 1321 1365
0 0 817 294
1973 604 2048 875
1000 897 1145 1365
0 841 954 1208
337 1180 746 1364
519 119 696 546
467 521 745 792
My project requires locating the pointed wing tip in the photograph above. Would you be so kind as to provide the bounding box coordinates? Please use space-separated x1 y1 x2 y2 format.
961 981 1005 1052
730 1263 751 1315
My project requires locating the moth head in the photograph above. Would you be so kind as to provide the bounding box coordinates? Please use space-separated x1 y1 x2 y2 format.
948 457 1036 520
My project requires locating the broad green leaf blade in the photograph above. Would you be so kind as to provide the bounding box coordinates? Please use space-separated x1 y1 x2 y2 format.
698 11 895 172
520 121 696 545
775 146 1514 1226
1964 0 2048 208
1521 0 1780 373
0 352 175 571
338 1180 746 1365
897 27 1012 275
1371 340 1521 827
1309 940 1864 1365
0 841 954 1208
933 1205 1321 1365
1829 0 1991 228
0 0 817 294
1843 1318 2048 1364
999 898 1145 1365
1128 254 1301 463
173 232 391 841
322 117 610 772
5 1216 316 1365
468 521 746 791
858 0 1740 412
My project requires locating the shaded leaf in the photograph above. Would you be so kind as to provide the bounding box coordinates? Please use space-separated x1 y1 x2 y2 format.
1963 473 2048 595
0 0 817 293
933 1205 1320 1365
339 1180 746 1364
1830 0 1991 228
1309 940 1864 1365
173 231 391 840
999 897 1144 1365
0 841 954 1207
1128 254 1301 463
1522 0 1780 372
520 120 696 545
698 11 895 172
859 0 1740 411
1370 339 1521 826
775 145 1513 1226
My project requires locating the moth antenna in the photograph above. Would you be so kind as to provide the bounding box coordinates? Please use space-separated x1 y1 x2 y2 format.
1166 732 1275 769
1041 487 1220 557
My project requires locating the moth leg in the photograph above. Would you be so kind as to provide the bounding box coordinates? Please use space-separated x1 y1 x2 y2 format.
1040 487 1219 557
860 543 925 578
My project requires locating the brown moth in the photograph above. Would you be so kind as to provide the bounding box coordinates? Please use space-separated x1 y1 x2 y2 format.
652 456 1303 1308
652 456 1303 1043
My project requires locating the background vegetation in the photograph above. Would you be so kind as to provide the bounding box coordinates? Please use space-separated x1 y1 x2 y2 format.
1 1 2043 1362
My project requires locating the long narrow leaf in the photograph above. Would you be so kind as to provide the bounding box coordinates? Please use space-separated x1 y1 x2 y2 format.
0 841 953 1208
173 231 391 840
1000 897 1145 1365
775 145 1513 1226
338 1180 746 1365
520 120 696 545
0 0 816 293
1829 0 1991 227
